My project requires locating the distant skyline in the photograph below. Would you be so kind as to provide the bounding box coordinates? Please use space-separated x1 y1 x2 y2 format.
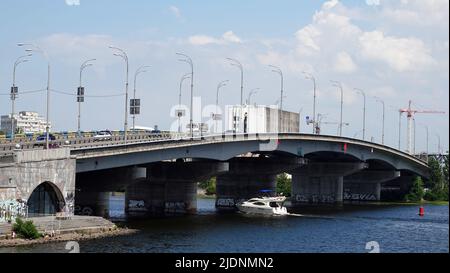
0 0 448 153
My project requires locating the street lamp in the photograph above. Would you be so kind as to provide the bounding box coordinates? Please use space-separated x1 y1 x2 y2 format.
18 43 51 150
178 73 191 133
226 58 244 106
398 111 403 150
331 80 344 137
216 80 229 133
354 88 366 141
177 53 194 138
270 65 284 133
227 58 244 133
374 97 386 145
11 53 32 141
78 58 96 136
109 46 129 144
247 88 260 105
436 134 441 155
302 72 317 134
132 65 150 131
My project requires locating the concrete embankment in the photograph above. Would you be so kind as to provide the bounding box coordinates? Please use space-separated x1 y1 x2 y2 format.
0 216 137 247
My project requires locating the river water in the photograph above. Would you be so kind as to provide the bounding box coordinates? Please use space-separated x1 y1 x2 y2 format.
1 196 448 253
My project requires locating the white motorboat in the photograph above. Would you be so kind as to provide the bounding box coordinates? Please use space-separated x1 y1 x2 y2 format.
237 193 289 216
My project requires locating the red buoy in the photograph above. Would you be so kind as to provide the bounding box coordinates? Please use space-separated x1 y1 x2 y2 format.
419 207 425 217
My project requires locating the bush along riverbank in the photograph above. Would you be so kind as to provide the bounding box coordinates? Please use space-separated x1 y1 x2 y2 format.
0 216 139 248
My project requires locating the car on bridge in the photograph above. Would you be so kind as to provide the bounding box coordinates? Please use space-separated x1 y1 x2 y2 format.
34 134 59 148
93 130 113 142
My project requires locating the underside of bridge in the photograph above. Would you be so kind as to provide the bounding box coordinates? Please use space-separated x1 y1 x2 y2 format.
70 136 429 218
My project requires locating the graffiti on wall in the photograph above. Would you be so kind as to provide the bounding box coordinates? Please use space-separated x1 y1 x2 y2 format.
0 199 28 223
295 194 336 204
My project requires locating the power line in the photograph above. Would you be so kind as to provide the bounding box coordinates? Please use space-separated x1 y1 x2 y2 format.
50 89 125 98
0 89 46 96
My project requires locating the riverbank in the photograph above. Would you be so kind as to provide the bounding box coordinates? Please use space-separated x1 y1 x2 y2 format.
0 226 138 248
0 216 139 248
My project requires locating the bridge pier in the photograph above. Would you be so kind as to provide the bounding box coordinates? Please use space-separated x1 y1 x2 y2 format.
343 170 400 202
216 157 305 210
291 162 368 205
75 167 147 217
125 161 228 217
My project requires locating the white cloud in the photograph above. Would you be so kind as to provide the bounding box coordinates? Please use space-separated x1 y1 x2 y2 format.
381 0 449 28
222 31 242 43
333 52 357 73
188 31 242 46
359 31 435 72
188 35 222 46
365 0 380 6
169 5 182 19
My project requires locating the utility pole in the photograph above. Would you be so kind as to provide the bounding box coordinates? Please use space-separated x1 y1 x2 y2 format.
270 66 284 133
11 54 32 141
331 81 344 137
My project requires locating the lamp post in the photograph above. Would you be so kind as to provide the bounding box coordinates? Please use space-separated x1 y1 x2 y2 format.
331 80 344 137
303 72 317 134
398 111 402 150
247 88 260 105
374 97 385 145
436 134 441 155
354 88 366 141
18 43 51 149
178 73 191 133
109 46 129 144
227 58 244 133
424 125 429 156
216 80 229 133
177 53 194 138
11 54 32 141
270 65 284 133
132 65 150 131
78 59 96 136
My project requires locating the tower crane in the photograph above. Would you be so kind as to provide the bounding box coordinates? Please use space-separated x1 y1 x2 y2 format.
399 100 445 155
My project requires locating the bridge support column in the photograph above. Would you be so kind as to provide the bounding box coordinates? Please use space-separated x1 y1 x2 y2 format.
291 162 367 205
75 167 147 217
344 171 400 202
74 191 111 218
216 157 305 210
125 162 228 217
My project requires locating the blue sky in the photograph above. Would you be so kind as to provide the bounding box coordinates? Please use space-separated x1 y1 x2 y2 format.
0 0 448 153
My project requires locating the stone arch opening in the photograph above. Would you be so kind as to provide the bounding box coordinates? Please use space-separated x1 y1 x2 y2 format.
27 182 65 217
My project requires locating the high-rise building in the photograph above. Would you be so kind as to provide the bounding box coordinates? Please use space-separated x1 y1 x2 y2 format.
1 111 51 135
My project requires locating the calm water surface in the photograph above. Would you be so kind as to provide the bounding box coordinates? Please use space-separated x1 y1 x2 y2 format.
2 196 448 253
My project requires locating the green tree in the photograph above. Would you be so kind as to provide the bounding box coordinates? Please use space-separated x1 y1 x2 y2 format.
276 173 292 197
425 156 449 201
443 154 449 189
198 177 216 195
405 176 424 202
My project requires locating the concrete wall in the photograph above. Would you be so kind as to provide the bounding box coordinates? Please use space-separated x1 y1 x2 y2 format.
0 149 76 221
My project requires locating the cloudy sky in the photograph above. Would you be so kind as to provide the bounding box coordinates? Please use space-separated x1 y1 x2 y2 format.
0 0 448 153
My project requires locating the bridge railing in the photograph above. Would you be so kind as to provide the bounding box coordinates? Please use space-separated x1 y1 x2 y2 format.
0 132 431 166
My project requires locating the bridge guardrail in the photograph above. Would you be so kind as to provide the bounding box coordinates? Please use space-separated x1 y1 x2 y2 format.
0 132 432 167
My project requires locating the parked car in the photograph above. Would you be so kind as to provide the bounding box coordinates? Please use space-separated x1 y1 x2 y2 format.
93 131 113 141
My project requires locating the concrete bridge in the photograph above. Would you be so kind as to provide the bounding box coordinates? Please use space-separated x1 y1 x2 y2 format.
0 133 429 220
